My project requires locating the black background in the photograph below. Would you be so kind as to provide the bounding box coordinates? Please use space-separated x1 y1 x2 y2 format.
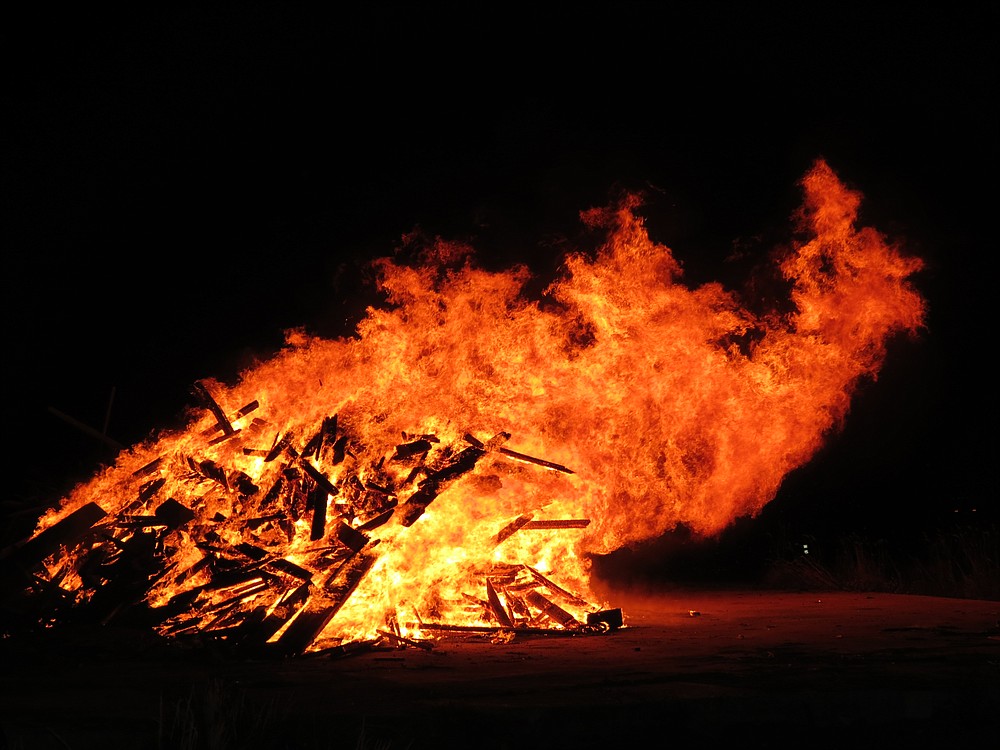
4 6 996 579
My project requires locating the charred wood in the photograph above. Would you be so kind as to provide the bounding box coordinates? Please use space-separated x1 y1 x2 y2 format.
525 566 591 608
234 542 268 561
335 521 369 553
138 477 167 505
377 629 434 651
154 499 195 530
523 589 578 628
324 549 377 602
522 519 590 529
331 434 348 465
192 380 236 436
398 446 485 527
586 608 624 630
230 471 259 497
465 433 573 473
237 582 310 651
265 558 313 582
494 514 534 545
392 438 433 461
131 458 163 479
356 506 395 532
300 459 339 499
1 502 107 572
201 399 260 437
309 485 329 541
265 432 295 462
302 414 338 459
271 603 338 658
275 549 380 655
496 447 573 474
485 578 513 628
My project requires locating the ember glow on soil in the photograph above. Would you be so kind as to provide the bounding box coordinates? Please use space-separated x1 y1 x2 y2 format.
1 160 926 656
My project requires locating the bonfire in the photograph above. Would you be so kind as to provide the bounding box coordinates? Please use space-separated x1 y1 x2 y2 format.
0 159 925 657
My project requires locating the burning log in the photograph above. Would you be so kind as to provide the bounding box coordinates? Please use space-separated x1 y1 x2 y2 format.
202 400 260 438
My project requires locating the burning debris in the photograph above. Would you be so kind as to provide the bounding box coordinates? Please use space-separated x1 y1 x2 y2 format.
1 404 621 656
1 159 925 657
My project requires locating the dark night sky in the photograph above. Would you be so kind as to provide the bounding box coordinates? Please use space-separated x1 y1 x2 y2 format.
4 7 996 569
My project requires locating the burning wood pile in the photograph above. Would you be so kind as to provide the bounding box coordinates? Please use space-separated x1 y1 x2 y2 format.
1 160 925 659
0 381 623 657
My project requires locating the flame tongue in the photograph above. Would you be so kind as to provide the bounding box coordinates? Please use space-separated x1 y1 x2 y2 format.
27 159 925 652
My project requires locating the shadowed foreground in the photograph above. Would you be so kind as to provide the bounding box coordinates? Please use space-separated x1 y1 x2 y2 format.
1 589 998 749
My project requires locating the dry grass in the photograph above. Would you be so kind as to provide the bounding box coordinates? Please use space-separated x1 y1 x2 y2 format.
154 680 410 750
763 523 1000 600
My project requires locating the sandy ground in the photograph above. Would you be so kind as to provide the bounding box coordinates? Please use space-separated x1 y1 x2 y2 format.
1 588 998 749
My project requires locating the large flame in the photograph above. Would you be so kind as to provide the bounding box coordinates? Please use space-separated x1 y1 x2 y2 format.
26 159 925 649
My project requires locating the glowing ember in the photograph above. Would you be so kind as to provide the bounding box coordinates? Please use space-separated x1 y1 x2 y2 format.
6 159 925 654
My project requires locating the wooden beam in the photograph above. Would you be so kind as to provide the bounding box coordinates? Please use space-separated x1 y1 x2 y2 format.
192 380 236 436
2 502 107 569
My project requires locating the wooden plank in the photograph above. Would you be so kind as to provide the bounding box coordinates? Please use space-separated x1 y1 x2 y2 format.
466 432 573 473
486 578 514 628
521 519 590 529
201 399 260 436
525 566 591 608
265 558 313 581
356 507 395 532
265 432 295 462
131 457 162 478
192 380 236 436
154 498 195 530
310 485 328 541
3 502 107 570
273 603 338 657
524 589 579 628
494 514 534 545
496 446 574 474
392 438 433 461
335 521 369 553
300 459 339 498
376 629 434 651
398 446 485 527
238 582 311 651
302 414 338 459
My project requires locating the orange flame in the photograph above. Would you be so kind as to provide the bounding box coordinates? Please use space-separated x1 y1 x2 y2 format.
30 159 925 648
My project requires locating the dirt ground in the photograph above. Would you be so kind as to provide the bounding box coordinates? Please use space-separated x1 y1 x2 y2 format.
1 588 998 750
